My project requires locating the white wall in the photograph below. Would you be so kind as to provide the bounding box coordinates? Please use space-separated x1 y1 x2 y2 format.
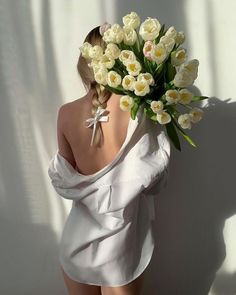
0 0 235 294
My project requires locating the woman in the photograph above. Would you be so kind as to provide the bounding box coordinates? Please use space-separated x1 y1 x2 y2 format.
48 24 170 295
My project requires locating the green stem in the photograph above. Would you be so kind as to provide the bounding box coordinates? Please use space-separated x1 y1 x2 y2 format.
177 102 193 110
135 29 141 52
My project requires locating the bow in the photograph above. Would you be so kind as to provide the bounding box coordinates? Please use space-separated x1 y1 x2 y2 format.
84 107 109 146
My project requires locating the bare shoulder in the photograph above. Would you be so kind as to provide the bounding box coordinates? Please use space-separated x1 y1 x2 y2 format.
58 97 83 113
58 93 130 133
57 96 87 124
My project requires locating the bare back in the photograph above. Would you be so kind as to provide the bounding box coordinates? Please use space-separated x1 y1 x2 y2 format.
61 92 131 176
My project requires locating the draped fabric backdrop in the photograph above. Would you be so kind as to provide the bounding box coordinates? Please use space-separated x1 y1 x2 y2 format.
0 0 235 294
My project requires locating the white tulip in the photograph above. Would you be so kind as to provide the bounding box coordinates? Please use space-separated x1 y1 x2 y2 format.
165 89 180 104
139 17 161 41
189 107 204 123
79 42 92 59
165 26 185 44
120 95 134 111
150 100 164 113
99 22 111 36
178 113 192 129
174 59 199 87
89 45 103 60
123 26 137 46
156 110 171 124
143 41 155 60
160 36 175 53
103 29 114 43
133 80 150 96
173 68 195 88
126 60 142 76
122 75 136 91
119 50 136 65
103 24 124 44
151 43 167 65
137 73 155 86
110 24 124 44
94 68 108 85
122 12 141 29
91 62 106 74
176 31 185 44
165 26 178 40
105 43 121 59
107 71 122 88
100 54 115 69
179 89 193 104
89 59 100 71
180 59 199 80
171 48 187 66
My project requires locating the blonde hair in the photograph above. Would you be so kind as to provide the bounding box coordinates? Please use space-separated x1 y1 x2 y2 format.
77 26 112 146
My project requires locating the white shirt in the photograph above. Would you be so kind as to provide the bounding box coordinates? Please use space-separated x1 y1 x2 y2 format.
48 106 171 287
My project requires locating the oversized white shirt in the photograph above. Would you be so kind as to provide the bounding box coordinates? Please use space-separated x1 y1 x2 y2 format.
48 106 171 287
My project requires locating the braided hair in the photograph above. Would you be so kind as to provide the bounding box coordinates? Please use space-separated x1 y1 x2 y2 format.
77 26 112 146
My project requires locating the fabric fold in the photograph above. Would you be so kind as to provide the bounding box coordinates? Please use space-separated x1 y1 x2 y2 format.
47 109 171 286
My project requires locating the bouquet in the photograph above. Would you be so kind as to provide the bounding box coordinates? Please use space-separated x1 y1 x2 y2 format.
80 12 208 151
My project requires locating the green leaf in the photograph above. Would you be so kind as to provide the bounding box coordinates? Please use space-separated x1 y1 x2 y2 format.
154 63 165 81
191 96 209 102
117 42 126 51
124 91 139 99
131 102 140 120
164 104 178 116
144 106 157 121
172 117 197 148
140 39 145 49
165 121 181 151
145 99 153 104
104 85 124 95
164 82 171 91
133 96 141 104
150 115 158 121
166 62 176 82
144 57 154 75
115 59 128 73
154 24 165 44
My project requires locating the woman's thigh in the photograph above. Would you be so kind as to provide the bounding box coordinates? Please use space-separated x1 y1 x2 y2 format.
101 272 145 295
61 266 102 295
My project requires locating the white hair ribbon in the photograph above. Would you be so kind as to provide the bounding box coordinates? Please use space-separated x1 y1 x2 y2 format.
84 107 109 146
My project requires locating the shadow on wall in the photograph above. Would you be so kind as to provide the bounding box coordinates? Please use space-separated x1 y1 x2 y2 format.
112 1 236 294
0 0 67 294
149 96 236 295
211 271 236 295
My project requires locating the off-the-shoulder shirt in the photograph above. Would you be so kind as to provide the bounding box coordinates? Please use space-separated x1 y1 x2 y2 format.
48 106 171 287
